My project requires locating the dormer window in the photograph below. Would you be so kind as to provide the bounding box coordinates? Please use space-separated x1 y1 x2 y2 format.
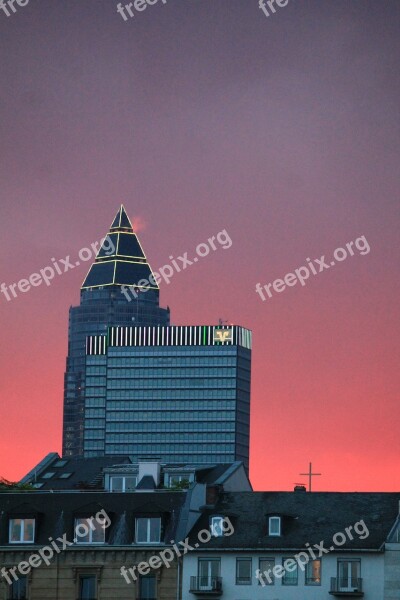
135 517 161 544
210 516 225 537
168 474 190 488
268 516 281 536
9 518 35 543
74 518 106 544
110 476 137 492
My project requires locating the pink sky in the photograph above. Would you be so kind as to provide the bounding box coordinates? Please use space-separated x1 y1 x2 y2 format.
0 0 399 490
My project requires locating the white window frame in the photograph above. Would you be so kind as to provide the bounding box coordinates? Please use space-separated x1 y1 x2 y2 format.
198 558 221 590
9 518 35 544
135 517 161 544
268 516 281 536
210 516 225 537
74 518 106 544
168 474 190 487
110 475 137 492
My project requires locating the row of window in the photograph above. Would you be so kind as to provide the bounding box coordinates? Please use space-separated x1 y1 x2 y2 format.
103 417 223 428
102 442 236 451
7 516 161 545
84 445 235 462
85 432 236 442
86 389 239 399
196 557 322 586
102 357 238 367
85 418 236 429
8 558 359 600
104 367 239 377
101 379 238 389
88 400 238 410
9 515 231 546
107 348 239 358
102 422 237 432
86 412 236 422
9 573 156 600
195 557 362 588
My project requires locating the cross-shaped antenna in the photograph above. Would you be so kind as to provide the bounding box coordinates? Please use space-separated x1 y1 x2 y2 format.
300 462 321 492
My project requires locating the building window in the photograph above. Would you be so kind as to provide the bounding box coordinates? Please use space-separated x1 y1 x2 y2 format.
282 557 298 585
54 459 69 467
306 559 321 585
110 475 137 492
74 518 106 544
337 560 361 592
268 516 281 536
9 518 35 543
210 516 225 537
258 558 275 585
79 575 97 600
236 558 252 585
135 517 161 544
198 559 221 590
9 577 27 600
139 575 156 599
168 474 190 488
41 472 55 479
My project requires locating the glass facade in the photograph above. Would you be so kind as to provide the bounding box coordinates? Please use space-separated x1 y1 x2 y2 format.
63 288 170 456
83 325 251 470
62 206 170 457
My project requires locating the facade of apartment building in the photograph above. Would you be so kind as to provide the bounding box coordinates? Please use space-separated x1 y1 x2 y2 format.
1 456 251 599
182 490 400 600
3 456 399 600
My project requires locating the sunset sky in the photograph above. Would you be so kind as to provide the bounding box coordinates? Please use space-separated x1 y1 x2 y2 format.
0 0 399 491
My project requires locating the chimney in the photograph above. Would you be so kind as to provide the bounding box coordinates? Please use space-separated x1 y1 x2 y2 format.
294 485 307 492
138 460 161 488
206 484 221 506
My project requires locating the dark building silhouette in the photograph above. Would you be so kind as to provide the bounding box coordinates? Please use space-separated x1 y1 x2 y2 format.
62 206 170 457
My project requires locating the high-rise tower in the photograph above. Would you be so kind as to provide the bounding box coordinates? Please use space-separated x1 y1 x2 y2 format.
84 324 252 470
62 206 170 457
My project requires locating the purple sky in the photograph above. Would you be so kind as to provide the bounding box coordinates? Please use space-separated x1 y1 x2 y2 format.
0 0 399 490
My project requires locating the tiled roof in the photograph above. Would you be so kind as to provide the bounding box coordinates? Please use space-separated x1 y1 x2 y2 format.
188 491 400 551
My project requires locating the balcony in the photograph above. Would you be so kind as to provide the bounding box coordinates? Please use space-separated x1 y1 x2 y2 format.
330 578 364 596
189 576 223 595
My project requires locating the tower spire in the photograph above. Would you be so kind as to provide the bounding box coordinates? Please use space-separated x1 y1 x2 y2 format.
109 204 133 232
81 206 158 291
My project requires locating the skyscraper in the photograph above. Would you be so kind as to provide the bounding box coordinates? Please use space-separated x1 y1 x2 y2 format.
62 206 170 457
84 324 252 470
